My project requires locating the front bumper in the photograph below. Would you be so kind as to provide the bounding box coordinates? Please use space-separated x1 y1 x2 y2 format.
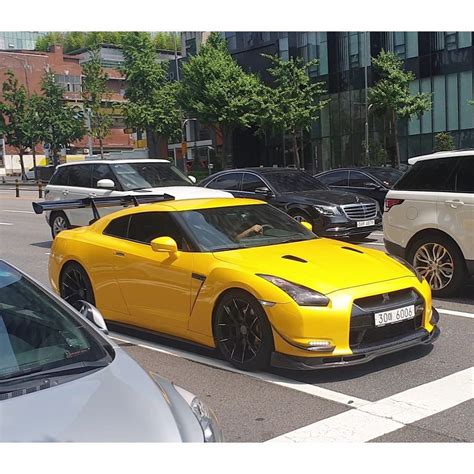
270 311 440 371
314 214 382 238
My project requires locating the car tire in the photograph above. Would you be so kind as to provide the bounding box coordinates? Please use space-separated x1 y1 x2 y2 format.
60 261 96 310
213 290 274 371
407 233 466 298
50 211 70 239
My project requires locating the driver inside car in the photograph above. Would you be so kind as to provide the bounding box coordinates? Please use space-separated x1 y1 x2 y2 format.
235 224 263 241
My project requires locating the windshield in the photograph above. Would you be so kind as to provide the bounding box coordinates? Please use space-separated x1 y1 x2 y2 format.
112 162 193 191
366 168 403 187
0 262 109 383
179 204 317 252
265 171 329 193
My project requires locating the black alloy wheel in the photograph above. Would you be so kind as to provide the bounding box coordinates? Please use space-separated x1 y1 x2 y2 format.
213 290 274 371
60 262 96 310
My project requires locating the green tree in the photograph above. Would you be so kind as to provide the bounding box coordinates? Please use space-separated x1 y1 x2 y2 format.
37 72 85 165
179 32 265 168
0 71 44 180
369 50 431 167
121 32 177 157
434 132 456 152
81 49 114 158
260 54 329 170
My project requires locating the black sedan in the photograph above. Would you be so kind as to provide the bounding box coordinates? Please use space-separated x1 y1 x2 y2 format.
315 167 404 209
199 168 381 240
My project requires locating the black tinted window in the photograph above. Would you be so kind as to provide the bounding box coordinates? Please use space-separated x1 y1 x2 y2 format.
92 164 117 188
366 168 403 187
318 170 349 186
349 171 376 187
456 157 474 193
266 171 328 192
103 215 130 238
128 212 186 249
394 158 459 192
242 173 267 192
49 166 69 185
67 165 92 188
207 173 242 191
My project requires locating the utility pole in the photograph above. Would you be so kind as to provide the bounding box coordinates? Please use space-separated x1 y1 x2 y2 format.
86 108 93 157
173 32 180 81
364 31 370 164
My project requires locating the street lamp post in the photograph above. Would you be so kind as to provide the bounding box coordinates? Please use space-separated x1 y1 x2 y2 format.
181 118 197 172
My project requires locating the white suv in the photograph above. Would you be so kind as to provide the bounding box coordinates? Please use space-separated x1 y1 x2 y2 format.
44 159 232 238
383 150 474 297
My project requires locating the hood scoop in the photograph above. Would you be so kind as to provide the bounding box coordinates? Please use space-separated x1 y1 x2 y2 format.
282 254 307 263
341 246 364 254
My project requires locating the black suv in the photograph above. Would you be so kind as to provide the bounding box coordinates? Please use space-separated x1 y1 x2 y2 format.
200 168 382 239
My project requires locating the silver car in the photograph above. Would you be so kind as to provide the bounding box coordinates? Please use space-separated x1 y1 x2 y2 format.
0 260 223 442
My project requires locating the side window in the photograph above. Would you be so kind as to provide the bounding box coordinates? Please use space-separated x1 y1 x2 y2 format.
49 166 70 185
103 215 130 239
92 164 117 188
206 173 242 191
394 158 460 192
456 157 474 193
318 170 349 186
242 173 267 192
67 165 93 188
128 212 187 250
349 171 376 187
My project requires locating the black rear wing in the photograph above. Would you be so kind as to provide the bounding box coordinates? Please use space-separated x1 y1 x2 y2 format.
32 194 175 221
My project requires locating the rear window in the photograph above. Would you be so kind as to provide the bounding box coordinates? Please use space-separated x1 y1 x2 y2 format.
318 170 349 186
393 158 460 192
456 157 474 193
49 166 70 186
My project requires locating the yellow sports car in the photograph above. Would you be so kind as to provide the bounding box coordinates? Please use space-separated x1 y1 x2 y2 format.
34 194 440 371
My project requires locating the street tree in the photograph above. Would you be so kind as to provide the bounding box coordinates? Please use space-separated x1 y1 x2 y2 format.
260 54 329 170
37 72 85 165
81 49 114 158
0 71 44 180
434 132 456 152
179 32 265 168
121 32 177 157
369 50 431 167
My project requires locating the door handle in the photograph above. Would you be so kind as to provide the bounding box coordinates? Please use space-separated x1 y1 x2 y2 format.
445 199 464 208
62 190 69 196
89 192 96 197
114 251 125 257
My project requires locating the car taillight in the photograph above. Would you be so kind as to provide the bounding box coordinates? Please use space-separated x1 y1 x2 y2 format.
384 198 404 212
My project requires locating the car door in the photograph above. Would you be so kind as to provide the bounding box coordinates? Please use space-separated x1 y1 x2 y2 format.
438 156 474 261
347 170 385 205
63 164 94 227
110 211 194 334
204 172 243 196
317 170 349 192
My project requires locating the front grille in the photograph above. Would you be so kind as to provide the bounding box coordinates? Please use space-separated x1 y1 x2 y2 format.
341 202 377 220
350 289 424 349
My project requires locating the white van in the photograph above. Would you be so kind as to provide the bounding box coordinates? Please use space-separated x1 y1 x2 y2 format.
44 159 232 238
383 150 474 297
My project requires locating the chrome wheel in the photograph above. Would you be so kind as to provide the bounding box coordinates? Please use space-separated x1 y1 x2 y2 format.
60 265 94 309
216 297 263 365
413 243 454 291
52 215 68 237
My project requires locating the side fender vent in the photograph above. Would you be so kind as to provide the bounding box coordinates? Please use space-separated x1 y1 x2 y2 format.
341 246 364 254
282 255 307 263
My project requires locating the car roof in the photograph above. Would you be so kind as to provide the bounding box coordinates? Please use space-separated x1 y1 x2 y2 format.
407 149 474 165
56 159 171 168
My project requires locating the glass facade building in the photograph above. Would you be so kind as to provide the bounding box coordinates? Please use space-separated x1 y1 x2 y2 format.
0 32 47 50
222 32 474 171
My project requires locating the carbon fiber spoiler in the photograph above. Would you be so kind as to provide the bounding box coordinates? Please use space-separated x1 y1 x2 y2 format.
32 194 175 220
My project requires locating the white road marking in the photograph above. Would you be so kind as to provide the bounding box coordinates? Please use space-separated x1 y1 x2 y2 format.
2 209 35 214
110 333 369 408
0 222 13 226
268 367 473 442
437 308 474 319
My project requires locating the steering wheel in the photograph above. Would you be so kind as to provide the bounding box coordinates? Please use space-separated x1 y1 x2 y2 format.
260 224 274 234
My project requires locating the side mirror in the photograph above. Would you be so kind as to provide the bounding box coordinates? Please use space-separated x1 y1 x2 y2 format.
97 178 115 189
301 221 313 231
77 300 108 334
151 236 178 254
254 186 272 196
188 175 197 184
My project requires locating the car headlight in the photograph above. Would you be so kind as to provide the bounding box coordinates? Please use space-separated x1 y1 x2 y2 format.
313 204 341 216
389 254 424 283
190 397 223 442
257 274 330 306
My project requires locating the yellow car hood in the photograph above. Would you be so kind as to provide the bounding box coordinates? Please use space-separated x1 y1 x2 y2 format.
212 238 412 295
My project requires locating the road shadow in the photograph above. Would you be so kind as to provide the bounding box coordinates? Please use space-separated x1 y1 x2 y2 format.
30 241 52 249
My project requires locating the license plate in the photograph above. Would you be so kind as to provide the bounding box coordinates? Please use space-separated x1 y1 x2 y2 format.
374 305 415 327
357 219 375 227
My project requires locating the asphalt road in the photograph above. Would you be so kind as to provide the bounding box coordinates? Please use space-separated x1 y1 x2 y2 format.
1 192 472 443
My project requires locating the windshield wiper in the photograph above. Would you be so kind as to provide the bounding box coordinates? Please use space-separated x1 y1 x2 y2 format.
0 360 109 386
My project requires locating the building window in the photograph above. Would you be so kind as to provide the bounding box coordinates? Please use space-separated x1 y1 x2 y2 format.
433 75 446 132
446 73 459 131
445 32 458 50
54 74 82 93
185 38 197 56
279 37 289 61
459 71 473 130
